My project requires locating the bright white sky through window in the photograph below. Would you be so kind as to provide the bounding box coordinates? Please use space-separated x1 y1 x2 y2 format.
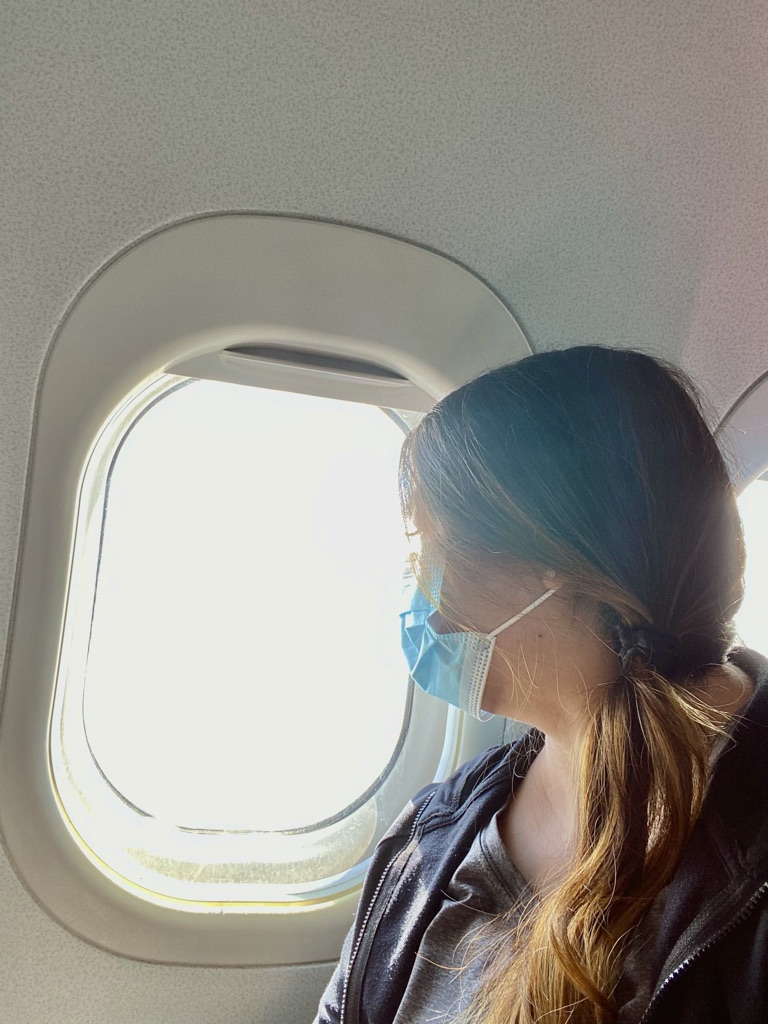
734 476 768 651
84 381 411 832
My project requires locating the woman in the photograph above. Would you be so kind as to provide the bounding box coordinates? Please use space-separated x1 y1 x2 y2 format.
314 345 768 1024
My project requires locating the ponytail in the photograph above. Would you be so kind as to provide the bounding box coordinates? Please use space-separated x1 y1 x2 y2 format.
469 656 735 1024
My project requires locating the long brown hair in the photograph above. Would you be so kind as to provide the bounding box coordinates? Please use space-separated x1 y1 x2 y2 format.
398 346 746 1023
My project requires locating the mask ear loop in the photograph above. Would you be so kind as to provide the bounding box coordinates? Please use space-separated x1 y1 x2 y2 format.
487 586 560 638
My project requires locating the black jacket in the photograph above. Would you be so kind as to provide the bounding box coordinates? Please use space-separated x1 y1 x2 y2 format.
315 647 768 1024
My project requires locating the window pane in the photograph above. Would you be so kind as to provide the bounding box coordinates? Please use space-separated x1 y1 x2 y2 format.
83 381 410 833
735 475 768 651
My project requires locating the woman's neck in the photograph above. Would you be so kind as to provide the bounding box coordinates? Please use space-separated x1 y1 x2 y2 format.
498 742 578 896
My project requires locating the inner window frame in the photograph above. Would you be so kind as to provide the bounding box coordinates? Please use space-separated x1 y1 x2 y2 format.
0 212 525 964
51 373 441 906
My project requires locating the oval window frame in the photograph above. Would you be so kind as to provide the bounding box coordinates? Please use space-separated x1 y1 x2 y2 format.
0 213 529 965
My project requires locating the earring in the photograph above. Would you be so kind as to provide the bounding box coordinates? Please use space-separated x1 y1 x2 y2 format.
543 568 556 581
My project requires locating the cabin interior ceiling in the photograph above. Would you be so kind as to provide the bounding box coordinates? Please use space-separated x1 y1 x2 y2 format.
2 2 768 1021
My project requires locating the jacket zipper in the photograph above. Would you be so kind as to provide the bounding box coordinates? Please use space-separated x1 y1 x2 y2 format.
340 814 422 1024
339 753 518 1023
339 751 529 1022
638 880 768 1024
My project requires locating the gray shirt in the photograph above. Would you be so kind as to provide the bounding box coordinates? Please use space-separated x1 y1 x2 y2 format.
392 806 668 1024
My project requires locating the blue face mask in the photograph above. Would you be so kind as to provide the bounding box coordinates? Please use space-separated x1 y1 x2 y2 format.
399 562 560 720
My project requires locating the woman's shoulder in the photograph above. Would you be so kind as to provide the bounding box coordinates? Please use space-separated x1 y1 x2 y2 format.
727 645 768 705
698 647 768 869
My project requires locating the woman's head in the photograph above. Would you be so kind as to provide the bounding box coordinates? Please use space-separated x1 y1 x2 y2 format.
400 345 745 708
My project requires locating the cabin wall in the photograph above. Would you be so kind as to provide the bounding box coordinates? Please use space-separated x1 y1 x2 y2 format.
0 853 334 1023
3 1 768 1020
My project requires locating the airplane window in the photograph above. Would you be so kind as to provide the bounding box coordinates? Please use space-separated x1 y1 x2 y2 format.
51 377 420 903
734 472 768 650
0 214 519 957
